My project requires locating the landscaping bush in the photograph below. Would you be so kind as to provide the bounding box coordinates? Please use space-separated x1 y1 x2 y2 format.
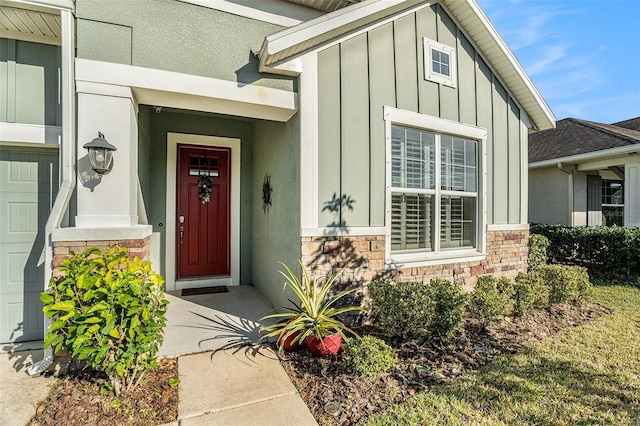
368 281 433 338
528 234 549 271
530 224 640 282
536 264 591 303
468 275 514 326
341 336 396 377
41 247 168 396
429 278 467 341
514 271 549 310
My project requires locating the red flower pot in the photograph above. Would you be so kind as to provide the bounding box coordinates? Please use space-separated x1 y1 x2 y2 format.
278 331 301 351
305 333 342 357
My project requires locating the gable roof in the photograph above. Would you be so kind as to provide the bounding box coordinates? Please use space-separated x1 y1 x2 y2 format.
529 117 640 165
613 117 640 132
258 0 556 132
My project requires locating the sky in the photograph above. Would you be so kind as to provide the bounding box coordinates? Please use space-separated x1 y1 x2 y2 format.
476 0 640 125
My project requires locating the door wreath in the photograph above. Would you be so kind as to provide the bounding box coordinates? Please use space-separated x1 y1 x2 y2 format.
198 175 213 204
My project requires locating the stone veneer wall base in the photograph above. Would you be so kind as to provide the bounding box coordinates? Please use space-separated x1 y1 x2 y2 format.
301 229 528 292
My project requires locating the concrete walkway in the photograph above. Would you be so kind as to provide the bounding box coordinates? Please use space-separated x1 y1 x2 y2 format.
174 347 316 425
0 345 60 426
0 285 317 426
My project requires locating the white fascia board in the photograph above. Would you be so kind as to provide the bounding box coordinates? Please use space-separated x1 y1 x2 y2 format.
441 0 555 131
176 0 303 27
75 59 297 122
529 144 640 170
0 122 61 145
6 0 73 11
263 0 408 59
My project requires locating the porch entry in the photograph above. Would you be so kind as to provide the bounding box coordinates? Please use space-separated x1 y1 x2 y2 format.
177 144 231 278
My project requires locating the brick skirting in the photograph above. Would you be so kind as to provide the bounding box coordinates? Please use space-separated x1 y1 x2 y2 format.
301 229 528 291
52 236 152 269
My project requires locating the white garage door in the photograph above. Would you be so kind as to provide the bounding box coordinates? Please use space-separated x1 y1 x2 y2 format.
0 147 58 343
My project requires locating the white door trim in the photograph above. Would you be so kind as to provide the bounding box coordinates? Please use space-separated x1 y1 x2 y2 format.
165 133 240 291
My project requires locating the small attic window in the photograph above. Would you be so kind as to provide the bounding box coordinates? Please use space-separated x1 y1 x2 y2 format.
423 38 456 88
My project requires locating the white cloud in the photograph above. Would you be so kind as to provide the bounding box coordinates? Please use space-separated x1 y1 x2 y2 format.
526 44 568 75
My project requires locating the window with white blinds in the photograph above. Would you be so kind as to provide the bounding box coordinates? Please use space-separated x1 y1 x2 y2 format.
391 125 478 254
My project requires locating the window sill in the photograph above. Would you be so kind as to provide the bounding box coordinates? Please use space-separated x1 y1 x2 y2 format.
386 250 486 270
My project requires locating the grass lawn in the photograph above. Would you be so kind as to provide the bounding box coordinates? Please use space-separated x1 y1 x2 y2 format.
361 285 640 425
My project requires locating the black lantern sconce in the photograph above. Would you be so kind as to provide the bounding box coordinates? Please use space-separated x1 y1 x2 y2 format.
83 132 116 176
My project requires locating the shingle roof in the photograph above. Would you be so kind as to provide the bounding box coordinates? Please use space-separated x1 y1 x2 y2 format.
612 117 640 132
528 117 640 164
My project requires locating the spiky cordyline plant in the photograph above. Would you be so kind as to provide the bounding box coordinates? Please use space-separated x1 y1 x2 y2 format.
259 261 363 353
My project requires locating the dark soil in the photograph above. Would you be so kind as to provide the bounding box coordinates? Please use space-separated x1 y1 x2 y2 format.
29 358 178 426
278 301 611 426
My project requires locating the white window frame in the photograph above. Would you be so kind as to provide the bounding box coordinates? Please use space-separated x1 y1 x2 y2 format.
423 38 457 88
384 107 487 268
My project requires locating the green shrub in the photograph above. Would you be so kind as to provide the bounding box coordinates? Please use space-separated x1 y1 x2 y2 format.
469 275 514 326
528 234 550 271
368 281 433 338
514 272 549 311
341 336 396 377
429 278 467 341
530 224 640 283
41 247 168 396
536 264 591 303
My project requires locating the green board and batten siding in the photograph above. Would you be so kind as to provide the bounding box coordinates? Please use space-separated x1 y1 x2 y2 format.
317 4 525 227
0 38 61 126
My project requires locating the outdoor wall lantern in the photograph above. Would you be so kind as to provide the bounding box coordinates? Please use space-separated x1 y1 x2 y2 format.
84 132 116 175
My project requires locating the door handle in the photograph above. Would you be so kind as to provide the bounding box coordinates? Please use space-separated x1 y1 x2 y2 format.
179 216 185 245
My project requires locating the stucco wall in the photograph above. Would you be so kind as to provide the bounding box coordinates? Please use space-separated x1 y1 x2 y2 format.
74 0 294 91
529 167 570 225
252 116 301 309
141 107 254 284
316 3 527 228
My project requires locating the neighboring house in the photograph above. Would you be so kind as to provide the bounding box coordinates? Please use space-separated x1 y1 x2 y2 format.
0 0 555 344
529 117 640 227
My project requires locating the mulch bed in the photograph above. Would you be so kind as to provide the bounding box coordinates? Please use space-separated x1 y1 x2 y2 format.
27 301 610 426
278 301 611 425
30 358 178 426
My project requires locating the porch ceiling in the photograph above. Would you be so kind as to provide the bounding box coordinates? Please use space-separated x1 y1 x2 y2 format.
0 5 60 45
283 0 362 13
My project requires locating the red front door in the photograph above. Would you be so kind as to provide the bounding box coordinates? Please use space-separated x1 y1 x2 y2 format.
177 145 230 278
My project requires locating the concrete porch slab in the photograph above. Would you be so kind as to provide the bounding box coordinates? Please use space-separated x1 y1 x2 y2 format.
159 285 276 358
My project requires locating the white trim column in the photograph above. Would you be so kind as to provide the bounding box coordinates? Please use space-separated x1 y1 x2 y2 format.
75 81 139 227
624 160 640 226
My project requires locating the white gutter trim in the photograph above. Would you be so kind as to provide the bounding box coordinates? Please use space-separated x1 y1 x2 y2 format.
176 0 303 27
529 144 640 169
264 0 406 55
7 0 73 10
259 0 413 71
28 7 75 376
461 0 555 131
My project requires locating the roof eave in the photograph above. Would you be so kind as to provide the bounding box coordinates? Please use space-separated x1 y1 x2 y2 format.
442 0 555 131
259 0 556 132
529 144 640 169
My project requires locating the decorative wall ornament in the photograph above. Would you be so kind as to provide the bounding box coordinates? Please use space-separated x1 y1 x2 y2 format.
198 175 213 204
262 174 272 213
